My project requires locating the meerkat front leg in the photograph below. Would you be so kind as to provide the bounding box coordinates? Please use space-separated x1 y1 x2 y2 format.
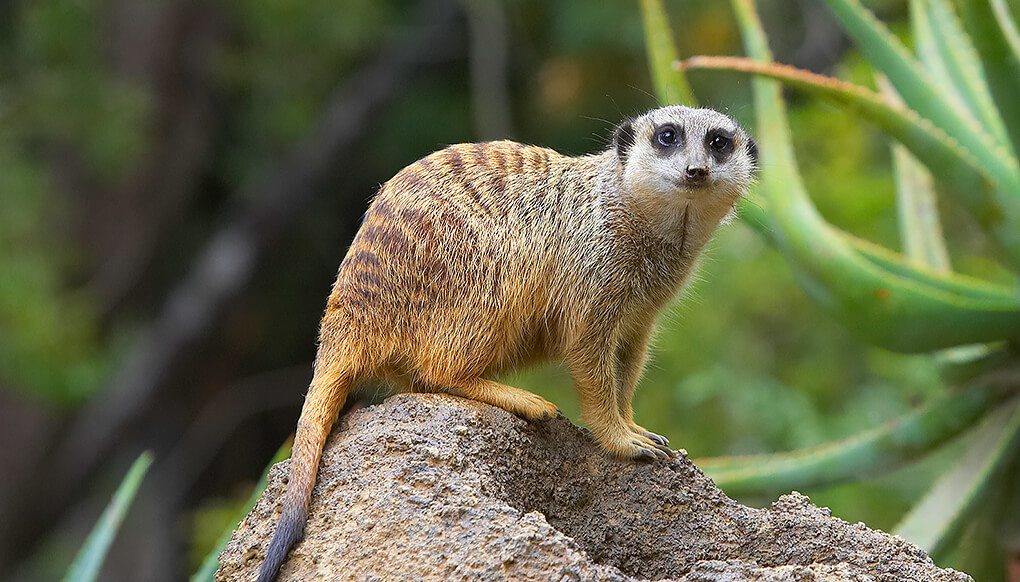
615 329 671 449
566 331 670 460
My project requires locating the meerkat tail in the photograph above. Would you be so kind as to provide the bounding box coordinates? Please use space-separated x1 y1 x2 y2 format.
257 362 355 582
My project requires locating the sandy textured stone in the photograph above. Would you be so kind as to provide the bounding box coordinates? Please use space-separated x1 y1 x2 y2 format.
217 393 971 582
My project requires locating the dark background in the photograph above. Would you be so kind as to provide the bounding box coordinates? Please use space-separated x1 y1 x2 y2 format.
2 0 1000 579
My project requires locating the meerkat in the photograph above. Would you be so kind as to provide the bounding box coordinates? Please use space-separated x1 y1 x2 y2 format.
256 105 758 581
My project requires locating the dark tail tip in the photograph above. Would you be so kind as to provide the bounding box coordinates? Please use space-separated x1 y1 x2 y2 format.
256 508 305 582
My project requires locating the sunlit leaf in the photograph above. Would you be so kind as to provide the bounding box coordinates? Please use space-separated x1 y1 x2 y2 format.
722 1 1020 352
877 75 950 272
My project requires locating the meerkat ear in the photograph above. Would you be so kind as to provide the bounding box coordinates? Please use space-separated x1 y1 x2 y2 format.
746 136 759 175
614 119 636 163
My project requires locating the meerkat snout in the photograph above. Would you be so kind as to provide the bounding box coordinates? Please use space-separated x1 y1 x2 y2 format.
684 165 709 182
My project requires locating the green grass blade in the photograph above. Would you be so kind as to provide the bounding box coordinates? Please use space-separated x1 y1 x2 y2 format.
894 397 1020 554
877 75 951 272
62 452 154 582
639 0 696 106
679 55 1020 269
724 1 1020 352
958 0 1020 157
819 0 1020 193
190 438 293 582
922 0 1013 153
698 383 1007 495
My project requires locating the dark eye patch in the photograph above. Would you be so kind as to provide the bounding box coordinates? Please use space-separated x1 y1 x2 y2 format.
651 123 685 153
705 128 735 162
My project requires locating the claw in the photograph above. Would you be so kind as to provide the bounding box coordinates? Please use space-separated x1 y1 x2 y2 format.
643 431 669 447
636 447 658 461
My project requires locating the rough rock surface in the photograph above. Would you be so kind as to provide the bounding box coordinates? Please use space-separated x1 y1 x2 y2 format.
218 394 972 582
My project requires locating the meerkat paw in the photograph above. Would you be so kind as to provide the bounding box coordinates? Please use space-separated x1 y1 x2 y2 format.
600 430 673 461
629 423 670 449
506 390 560 421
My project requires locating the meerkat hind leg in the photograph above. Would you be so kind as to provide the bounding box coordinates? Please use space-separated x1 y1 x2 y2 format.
443 377 560 420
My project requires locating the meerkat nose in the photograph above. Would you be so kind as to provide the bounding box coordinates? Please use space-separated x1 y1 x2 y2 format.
684 165 709 182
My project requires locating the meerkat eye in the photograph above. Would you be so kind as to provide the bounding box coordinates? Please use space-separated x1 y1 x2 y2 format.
709 134 731 151
705 128 735 161
655 126 678 147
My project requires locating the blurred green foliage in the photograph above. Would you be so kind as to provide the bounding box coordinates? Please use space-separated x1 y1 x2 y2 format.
4 0 1018 579
665 1 1020 579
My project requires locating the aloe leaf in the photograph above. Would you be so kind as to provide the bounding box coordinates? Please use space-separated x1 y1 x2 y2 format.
842 232 1016 303
735 195 772 235
877 75 951 272
678 55 1020 268
910 0 966 118
639 0 696 107
190 438 293 582
725 0 1020 352
958 0 1020 157
698 383 1007 495
921 0 1013 153
990 0 1020 57
744 189 1018 304
62 452 154 582
818 0 1020 194
892 142 951 270
894 397 1020 554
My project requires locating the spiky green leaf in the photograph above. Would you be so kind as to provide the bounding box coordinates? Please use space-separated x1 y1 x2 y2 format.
63 452 154 582
699 383 1008 495
877 75 951 271
818 0 1020 193
842 233 1016 303
679 55 1020 268
958 0 1020 156
894 397 1020 554
917 0 1012 153
723 1 1020 352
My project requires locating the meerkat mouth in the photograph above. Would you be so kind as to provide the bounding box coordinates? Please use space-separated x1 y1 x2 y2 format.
672 178 712 191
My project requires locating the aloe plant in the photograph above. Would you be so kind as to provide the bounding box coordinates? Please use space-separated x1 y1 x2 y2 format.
640 0 1020 575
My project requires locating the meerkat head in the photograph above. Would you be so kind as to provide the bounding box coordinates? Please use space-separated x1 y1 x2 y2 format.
612 105 758 220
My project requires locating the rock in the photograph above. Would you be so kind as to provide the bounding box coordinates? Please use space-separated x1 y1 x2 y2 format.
217 394 972 582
